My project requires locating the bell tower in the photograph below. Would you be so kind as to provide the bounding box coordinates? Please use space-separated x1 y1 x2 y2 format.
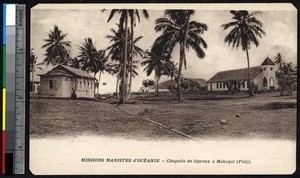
261 56 276 90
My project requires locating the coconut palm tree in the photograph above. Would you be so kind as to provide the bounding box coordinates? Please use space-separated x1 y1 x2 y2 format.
30 49 41 92
67 57 80 69
41 25 71 66
141 51 170 96
78 38 107 94
221 10 266 96
127 10 149 99
106 27 144 96
165 61 178 91
274 52 284 67
109 60 139 98
105 9 129 104
276 61 296 96
154 10 208 102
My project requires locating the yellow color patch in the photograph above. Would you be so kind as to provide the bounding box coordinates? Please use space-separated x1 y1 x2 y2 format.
2 88 6 131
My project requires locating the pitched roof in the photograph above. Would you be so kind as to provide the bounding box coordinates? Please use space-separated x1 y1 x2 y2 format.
261 57 275 65
43 65 95 79
207 66 262 83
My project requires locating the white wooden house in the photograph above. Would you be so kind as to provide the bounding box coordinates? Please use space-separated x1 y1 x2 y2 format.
39 65 96 98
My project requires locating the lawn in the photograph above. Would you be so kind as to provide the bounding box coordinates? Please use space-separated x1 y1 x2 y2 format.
30 91 296 140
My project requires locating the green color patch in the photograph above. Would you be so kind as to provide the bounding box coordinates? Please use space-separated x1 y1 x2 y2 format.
3 45 6 88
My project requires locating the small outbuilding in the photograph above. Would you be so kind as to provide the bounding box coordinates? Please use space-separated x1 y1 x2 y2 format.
39 65 96 98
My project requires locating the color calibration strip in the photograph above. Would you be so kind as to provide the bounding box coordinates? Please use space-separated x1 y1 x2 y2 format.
2 4 16 175
2 4 26 175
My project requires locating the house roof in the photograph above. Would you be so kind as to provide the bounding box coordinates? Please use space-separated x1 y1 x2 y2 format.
42 65 95 79
261 57 275 65
207 66 262 83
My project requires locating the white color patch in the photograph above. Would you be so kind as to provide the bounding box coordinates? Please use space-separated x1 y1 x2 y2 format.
30 135 295 175
6 4 16 26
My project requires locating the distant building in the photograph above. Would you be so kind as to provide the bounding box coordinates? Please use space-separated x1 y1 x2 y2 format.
207 57 278 91
30 79 40 93
39 65 96 98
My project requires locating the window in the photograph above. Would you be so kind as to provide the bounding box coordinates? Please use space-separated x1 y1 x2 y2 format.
220 82 223 89
49 80 53 89
223 83 226 88
49 80 57 89
263 77 267 87
216 83 218 89
242 82 245 88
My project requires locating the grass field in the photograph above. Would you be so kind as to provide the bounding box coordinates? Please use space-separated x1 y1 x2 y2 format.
30 91 296 140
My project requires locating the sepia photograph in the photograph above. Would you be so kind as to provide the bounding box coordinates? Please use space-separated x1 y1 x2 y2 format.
29 3 297 175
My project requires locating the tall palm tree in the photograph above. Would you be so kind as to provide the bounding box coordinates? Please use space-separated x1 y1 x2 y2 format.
41 25 71 66
154 10 208 102
127 10 149 99
110 60 139 98
105 9 129 104
30 49 38 92
165 61 178 91
221 10 266 96
67 57 80 69
274 52 284 67
141 51 169 96
106 27 144 96
78 38 107 94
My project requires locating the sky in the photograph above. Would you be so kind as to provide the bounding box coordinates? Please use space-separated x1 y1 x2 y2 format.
31 4 297 94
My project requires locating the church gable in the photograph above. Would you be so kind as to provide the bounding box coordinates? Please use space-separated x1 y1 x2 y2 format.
261 57 275 65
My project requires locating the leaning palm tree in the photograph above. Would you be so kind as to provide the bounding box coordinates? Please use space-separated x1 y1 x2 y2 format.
78 38 107 94
141 51 169 97
41 25 71 66
221 10 266 96
154 10 208 102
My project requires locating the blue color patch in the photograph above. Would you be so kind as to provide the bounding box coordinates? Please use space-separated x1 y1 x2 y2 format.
3 4 6 44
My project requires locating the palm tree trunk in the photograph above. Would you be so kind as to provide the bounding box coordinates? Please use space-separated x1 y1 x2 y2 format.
177 43 185 103
171 76 173 91
98 72 101 95
155 75 160 97
31 68 34 93
177 13 190 103
116 76 119 98
119 11 128 105
127 70 132 99
246 47 254 96
93 73 96 95
127 15 134 100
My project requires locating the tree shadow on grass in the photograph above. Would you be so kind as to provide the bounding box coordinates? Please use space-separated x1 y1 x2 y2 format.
251 101 297 110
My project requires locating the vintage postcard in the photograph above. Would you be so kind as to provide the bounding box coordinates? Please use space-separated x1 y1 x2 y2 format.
29 3 297 175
